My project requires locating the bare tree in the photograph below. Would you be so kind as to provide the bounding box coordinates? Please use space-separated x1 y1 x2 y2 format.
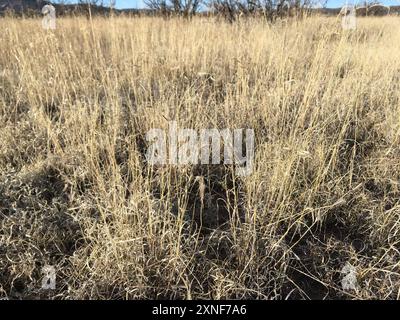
144 0 201 17
145 0 169 15
209 0 238 22
208 0 319 22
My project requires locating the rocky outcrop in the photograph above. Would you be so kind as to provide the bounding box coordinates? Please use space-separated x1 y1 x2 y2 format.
367 4 390 16
355 6 367 17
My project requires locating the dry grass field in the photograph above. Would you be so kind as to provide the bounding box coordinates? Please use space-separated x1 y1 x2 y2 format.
0 15 399 299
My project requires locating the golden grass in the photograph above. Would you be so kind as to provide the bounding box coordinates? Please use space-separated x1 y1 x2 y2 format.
0 15 399 299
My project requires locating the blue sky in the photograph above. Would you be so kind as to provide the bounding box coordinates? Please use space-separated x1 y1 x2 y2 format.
65 0 400 9
325 0 399 6
114 0 144 9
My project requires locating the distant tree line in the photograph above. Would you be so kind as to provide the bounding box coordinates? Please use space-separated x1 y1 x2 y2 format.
144 0 326 21
2 0 399 20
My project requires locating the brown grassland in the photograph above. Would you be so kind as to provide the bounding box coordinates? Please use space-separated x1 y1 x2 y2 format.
0 15 399 299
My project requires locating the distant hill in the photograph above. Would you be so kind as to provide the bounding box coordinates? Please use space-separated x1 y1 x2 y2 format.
0 1 399 17
317 5 400 15
0 0 46 12
0 1 143 16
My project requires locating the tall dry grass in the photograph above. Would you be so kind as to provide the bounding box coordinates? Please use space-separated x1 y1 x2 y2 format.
0 15 399 299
